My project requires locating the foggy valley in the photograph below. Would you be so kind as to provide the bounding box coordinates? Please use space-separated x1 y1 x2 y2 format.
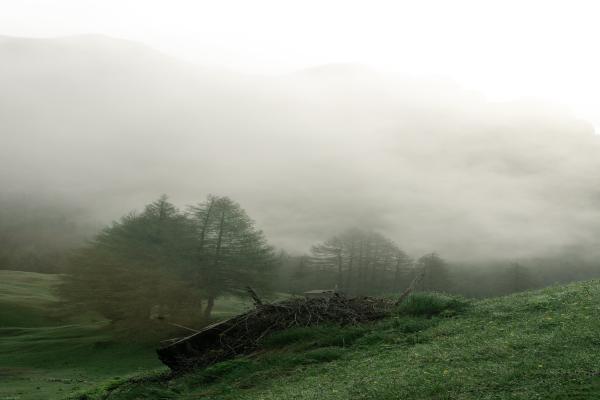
3 3 600 399
2 34 599 261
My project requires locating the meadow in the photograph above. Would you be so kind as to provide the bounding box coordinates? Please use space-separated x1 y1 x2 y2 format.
4 270 600 399
79 280 600 399
0 271 251 400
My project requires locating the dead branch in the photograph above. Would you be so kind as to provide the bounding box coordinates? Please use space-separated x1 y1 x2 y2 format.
157 294 395 371
245 286 263 306
165 322 201 333
395 268 426 306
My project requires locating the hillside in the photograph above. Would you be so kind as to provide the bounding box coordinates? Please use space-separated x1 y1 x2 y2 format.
3 271 600 399
0 270 163 400
0 270 258 400
79 280 600 400
0 271 163 400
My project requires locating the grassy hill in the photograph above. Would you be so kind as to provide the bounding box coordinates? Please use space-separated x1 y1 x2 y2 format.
4 271 600 399
0 270 260 400
0 270 163 400
78 280 600 400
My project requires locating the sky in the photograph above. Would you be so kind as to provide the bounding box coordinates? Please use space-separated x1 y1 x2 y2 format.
2 0 600 129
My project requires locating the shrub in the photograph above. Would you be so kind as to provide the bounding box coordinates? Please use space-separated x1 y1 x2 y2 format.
397 292 469 317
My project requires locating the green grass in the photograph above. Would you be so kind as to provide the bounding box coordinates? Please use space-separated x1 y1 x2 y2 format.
0 270 263 400
6 270 600 399
0 270 163 400
79 282 600 400
0 270 63 327
396 292 469 317
0 271 61 303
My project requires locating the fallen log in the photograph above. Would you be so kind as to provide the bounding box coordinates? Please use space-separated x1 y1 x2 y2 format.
156 294 395 371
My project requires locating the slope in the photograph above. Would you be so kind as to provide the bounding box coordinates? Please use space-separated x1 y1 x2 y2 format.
0 270 162 400
81 280 600 399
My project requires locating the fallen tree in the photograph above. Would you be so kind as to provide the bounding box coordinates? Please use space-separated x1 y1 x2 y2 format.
158 273 425 371
157 293 395 371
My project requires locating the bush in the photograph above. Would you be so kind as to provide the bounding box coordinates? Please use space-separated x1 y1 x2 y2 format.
397 292 469 317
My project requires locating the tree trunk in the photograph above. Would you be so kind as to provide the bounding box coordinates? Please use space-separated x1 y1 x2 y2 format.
336 249 343 289
394 258 401 291
395 268 425 305
202 209 225 322
346 248 354 294
198 198 215 252
357 241 365 294
203 295 215 320
214 210 226 264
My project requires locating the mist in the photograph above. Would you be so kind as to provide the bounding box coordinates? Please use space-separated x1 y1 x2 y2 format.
2 34 600 262
7 3 600 398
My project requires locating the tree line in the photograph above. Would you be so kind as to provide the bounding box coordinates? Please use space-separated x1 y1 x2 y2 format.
60 195 451 337
61 195 275 337
9 194 587 339
277 231 451 296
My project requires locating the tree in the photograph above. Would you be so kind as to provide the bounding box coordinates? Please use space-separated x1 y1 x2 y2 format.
310 228 411 295
61 194 277 335
416 253 451 292
60 195 202 339
311 236 344 289
274 252 310 295
393 250 414 292
504 262 535 293
189 195 276 320
290 255 311 294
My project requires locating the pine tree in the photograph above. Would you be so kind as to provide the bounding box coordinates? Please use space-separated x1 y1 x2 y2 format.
392 250 414 292
189 195 275 320
416 253 451 292
505 262 535 293
60 195 201 339
310 228 409 295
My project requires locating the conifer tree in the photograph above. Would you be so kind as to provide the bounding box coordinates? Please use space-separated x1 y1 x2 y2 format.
310 229 410 295
416 253 451 292
189 195 275 320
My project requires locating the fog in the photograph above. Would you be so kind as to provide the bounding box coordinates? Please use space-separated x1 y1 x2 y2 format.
2 34 600 261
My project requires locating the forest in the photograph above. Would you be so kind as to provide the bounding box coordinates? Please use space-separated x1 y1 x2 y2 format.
3 193 599 341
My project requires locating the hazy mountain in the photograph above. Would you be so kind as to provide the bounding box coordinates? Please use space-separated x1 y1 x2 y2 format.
2 35 599 260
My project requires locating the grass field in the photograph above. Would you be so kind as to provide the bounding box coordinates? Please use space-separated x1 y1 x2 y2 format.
78 280 600 400
5 271 600 399
0 270 252 400
0 270 163 400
